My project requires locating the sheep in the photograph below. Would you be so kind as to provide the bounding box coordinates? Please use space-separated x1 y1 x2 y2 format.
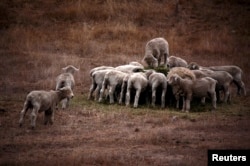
98 70 128 104
167 67 196 109
89 66 114 77
142 37 169 68
145 70 167 108
125 72 149 108
167 55 188 68
167 74 217 112
115 64 144 73
88 69 114 100
55 65 79 109
193 69 233 103
19 87 74 129
189 62 246 96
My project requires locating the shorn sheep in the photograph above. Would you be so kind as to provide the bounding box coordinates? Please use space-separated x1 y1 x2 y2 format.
193 69 233 103
56 65 79 109
88 69 114 100
19 87 74 129
98 70 128 104
145 70 167 108
142 37 169 68
125 72 149 108
167 67 196 109
189 62 246 96
167 56 188 68
167 74 217 112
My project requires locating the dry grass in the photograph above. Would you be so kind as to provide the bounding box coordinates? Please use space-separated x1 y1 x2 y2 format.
0 0 250 165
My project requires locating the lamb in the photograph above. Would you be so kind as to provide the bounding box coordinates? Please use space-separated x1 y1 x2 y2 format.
145 70 167 108
19 87 74 129
55 65 79 109
98 70 128 104
193 69 233 103
142 37 169 68
125 72 149 108
167 55 188 68
88 69 114 100
167 67 196 109
189 62 246 96
167 74 217 112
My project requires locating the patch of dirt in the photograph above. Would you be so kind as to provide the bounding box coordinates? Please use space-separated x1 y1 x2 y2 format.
0 99 249 165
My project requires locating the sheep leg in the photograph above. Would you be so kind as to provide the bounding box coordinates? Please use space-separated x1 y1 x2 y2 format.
185 99 191 113
224 86 230 103
19 102 29 127
134 88 141 108
30 107 39 129
109 86 115 104
88 83 97 100
125 89 131 107
161 88 167 108
152 88 156 107
98 86 105 102
95 86 101 101
211 92 217 110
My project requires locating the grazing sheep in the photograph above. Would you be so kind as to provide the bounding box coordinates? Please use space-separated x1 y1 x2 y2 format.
88 69 114 100
167 67 196 109
99 70 128 104
145 70 167 108
56 65 79 109
142 37 169 68
193 69 233 103
19 87 74 129
115 64 144 73
126 72 149 108
167 56 188 68
89 66 114 77
167 74 217 112
189 62 246 96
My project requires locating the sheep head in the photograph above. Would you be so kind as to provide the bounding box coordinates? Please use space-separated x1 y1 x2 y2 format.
58 87 74 100
142 55 158 68
167 74 180 86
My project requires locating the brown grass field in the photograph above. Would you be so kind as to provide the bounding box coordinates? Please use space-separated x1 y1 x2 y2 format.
0 0 250 165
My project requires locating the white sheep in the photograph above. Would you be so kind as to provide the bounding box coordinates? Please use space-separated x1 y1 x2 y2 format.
167 55 188 68
98 70 128 104
128 61 144 68
19 87 74 129
55 65 79 109
88 69 114 100
142 37 169 68
167 74 217 112
125 72 149 108
145 70 167 108
189 62 246 96
193 69 233 103
167 67 196 109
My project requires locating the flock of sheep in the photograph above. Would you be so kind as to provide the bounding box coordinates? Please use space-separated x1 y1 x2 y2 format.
19 37 246 129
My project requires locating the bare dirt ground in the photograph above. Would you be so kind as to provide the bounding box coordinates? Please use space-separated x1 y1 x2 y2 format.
0 95 249 166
